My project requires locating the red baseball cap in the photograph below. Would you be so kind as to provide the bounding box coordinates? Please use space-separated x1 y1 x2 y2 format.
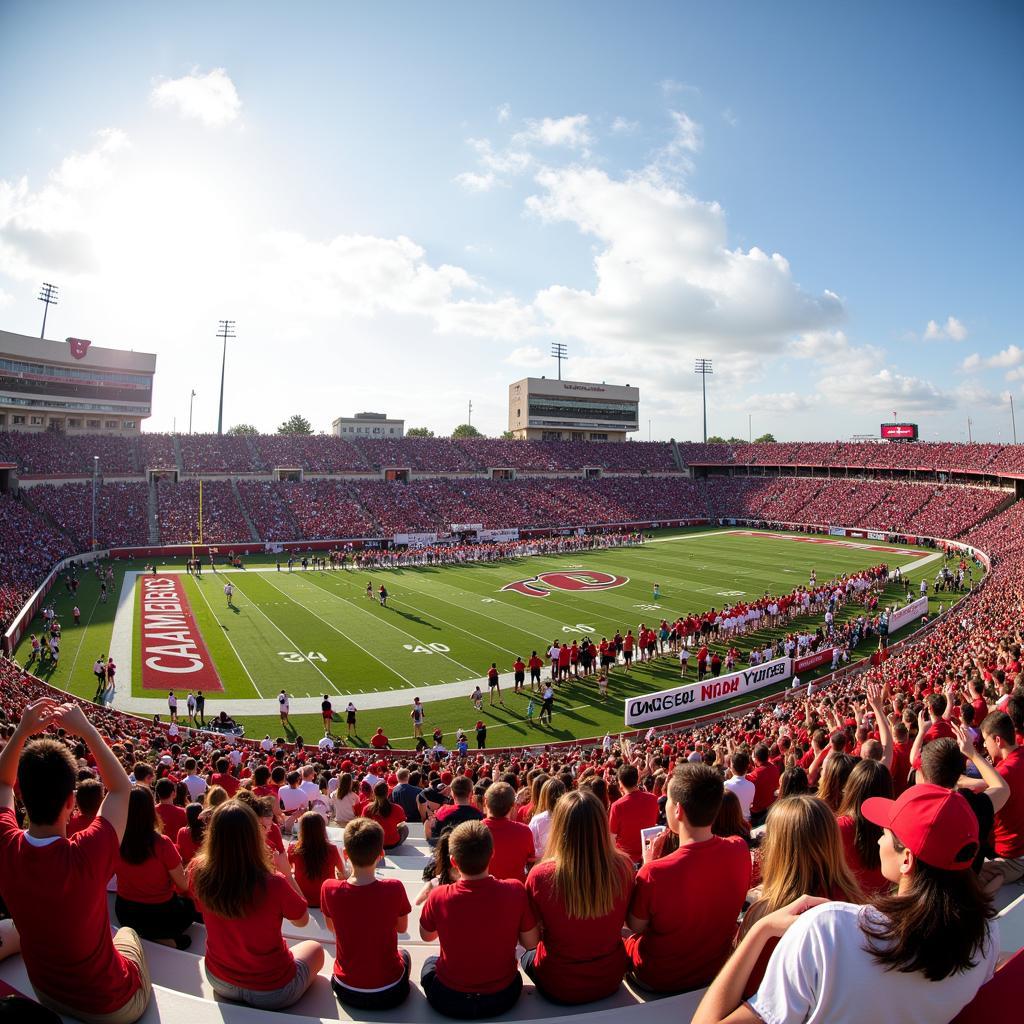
440 771 453 784
863 783 979 872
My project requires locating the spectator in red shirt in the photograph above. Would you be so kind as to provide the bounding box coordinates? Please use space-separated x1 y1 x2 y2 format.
746 744 781 828
626 763 751 993
836 759 895 897
608 764 659 865
482 782 535 881
321 817 412 1010
0 699 152 1023
363 781 409 849
979 711 1024 894
176 803 205 866
67 776 104 836
189 800 324 1008
208 757 240 796
419 820 540 1018
287 811 344 907
154 777 187 838
523 789 633 1003
370 727 392 749
115 786 195 948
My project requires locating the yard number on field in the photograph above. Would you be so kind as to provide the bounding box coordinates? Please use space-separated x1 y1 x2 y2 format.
277 651 327 664
562 623 595 633
403 642 451 654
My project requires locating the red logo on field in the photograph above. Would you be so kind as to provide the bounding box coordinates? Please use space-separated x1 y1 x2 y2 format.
502 570 629 598
67 337 91 359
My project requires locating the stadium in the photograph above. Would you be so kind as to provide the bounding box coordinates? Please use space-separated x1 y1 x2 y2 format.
1 7 1022 1024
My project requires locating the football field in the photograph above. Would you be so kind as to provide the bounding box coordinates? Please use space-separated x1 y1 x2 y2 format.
17 528 954 746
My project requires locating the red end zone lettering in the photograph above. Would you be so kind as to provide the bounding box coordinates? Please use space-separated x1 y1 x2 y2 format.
138 576 224 691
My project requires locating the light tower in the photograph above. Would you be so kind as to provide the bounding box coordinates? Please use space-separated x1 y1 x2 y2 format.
216 321 236 435
551 342 568 381
694 358 713 443
38 282 59 339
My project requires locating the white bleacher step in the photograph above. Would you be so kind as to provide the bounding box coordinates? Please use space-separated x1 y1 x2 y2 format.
996 891 1024 954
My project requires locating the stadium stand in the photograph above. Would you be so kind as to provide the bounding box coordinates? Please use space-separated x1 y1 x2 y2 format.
178 433 265 474
26 480 151 548
156 478 251 544
0 429 137 476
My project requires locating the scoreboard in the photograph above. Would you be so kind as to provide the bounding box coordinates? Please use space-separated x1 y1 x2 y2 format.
881 423 919 441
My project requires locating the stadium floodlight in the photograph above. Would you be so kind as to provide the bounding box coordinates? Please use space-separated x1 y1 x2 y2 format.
694 358 713 442
91 455 99 551
38 282 59 339
216 321 236 436
551 342 568 381
189 390 197 435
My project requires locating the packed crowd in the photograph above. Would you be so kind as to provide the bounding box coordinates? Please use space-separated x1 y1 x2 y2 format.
156 479 251 545
0 430 137 476
26 481 150 548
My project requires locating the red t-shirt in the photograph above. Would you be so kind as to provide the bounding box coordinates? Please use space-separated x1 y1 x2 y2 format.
117 833 181 903
836 815 889 896
891 741 912 795
191 870 306 991
627 835 751 992
609 790 660 863
265 823 285 855
971 697 989 726
0 809 141 1014
67 811 97 836
993 748 1024 857
288 842 343 907
365 804 407 848
746 762 781 815
176 825 200 866
484 815 535 881
208 772 240 796
321 878 411 990
156 802 188 839
558 648 571 667
370 733 390 749
420 877 536 993
526 858 630 1003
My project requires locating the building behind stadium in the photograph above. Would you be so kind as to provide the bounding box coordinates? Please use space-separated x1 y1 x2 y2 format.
0 328 156 435
507 377 639 442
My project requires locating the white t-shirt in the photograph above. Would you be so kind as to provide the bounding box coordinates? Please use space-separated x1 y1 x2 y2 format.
279 693 289 712
530 810 554 859
260 737 273 752
279 786 308 814
724 775 755 821
224 583 233 596
748 902 997 1024
318 736 335 750
183 774 207 801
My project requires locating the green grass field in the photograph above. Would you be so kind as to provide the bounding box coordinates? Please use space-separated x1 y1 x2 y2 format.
16 528 964 748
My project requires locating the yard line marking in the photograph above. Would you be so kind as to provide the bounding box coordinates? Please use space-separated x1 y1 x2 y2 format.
292 573 481 680
260 572 419 688
190 576 266 699
226 577 342 697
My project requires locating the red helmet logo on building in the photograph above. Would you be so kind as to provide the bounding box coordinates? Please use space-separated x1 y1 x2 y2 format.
67 337 91 360
502 570 629 598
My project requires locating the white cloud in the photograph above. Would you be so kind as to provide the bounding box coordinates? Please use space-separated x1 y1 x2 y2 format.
506 345 546 367
722 108 738 127
611 116 639 134
453 170 498 193
513 115 592 150
151 68 241 126
497 103 511 123
923 315 967 341
660 79 700 96
961 345 1024 373
742 392 816 413
525 166 842 355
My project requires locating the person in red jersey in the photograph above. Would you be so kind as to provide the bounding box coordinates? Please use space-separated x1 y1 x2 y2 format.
154 777 187 838
363 780 409 849
208 756 239 796
288 811 344 907
176 803 205 866
419 820 539 1018
321 817 412 1010
189 800 324 1008
115 786 194 948
370 727 392 749
746 743 781 828
979 710 1024 893
0 698 152 1023
67 776 104 836
557 643 571 681
622 629 634 670
626 764 751 994
523 789 632 1004
528 650 543 691
609 763 659 866
483 782 535 881
512 656 526 694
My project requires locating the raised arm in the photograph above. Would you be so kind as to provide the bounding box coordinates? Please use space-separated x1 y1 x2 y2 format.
0 698 61 811
55 703 133 840
867 684 893 772
953 722 1010 814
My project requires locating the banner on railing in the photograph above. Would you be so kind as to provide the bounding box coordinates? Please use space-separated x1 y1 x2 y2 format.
478 528 519 542
393 532 438 547
624 656 792 726
890 595 928 632
793 647 837 675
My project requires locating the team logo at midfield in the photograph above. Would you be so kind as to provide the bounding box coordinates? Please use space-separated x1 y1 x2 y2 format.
502 570 629 598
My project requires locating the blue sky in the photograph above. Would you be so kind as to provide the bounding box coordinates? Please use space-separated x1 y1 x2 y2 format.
0 1 1021 441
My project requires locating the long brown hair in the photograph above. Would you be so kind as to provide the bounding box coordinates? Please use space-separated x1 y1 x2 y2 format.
189 800 273 918
712 789 751 844
544 790 632 919
120 785 160 864
837 759 893 871
746 795 862 933
536 777 566 815
817 752 856 812
525 773 549 821
334 773 353 799
368 780 396 819
293 811 332 880
862 836 995 980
